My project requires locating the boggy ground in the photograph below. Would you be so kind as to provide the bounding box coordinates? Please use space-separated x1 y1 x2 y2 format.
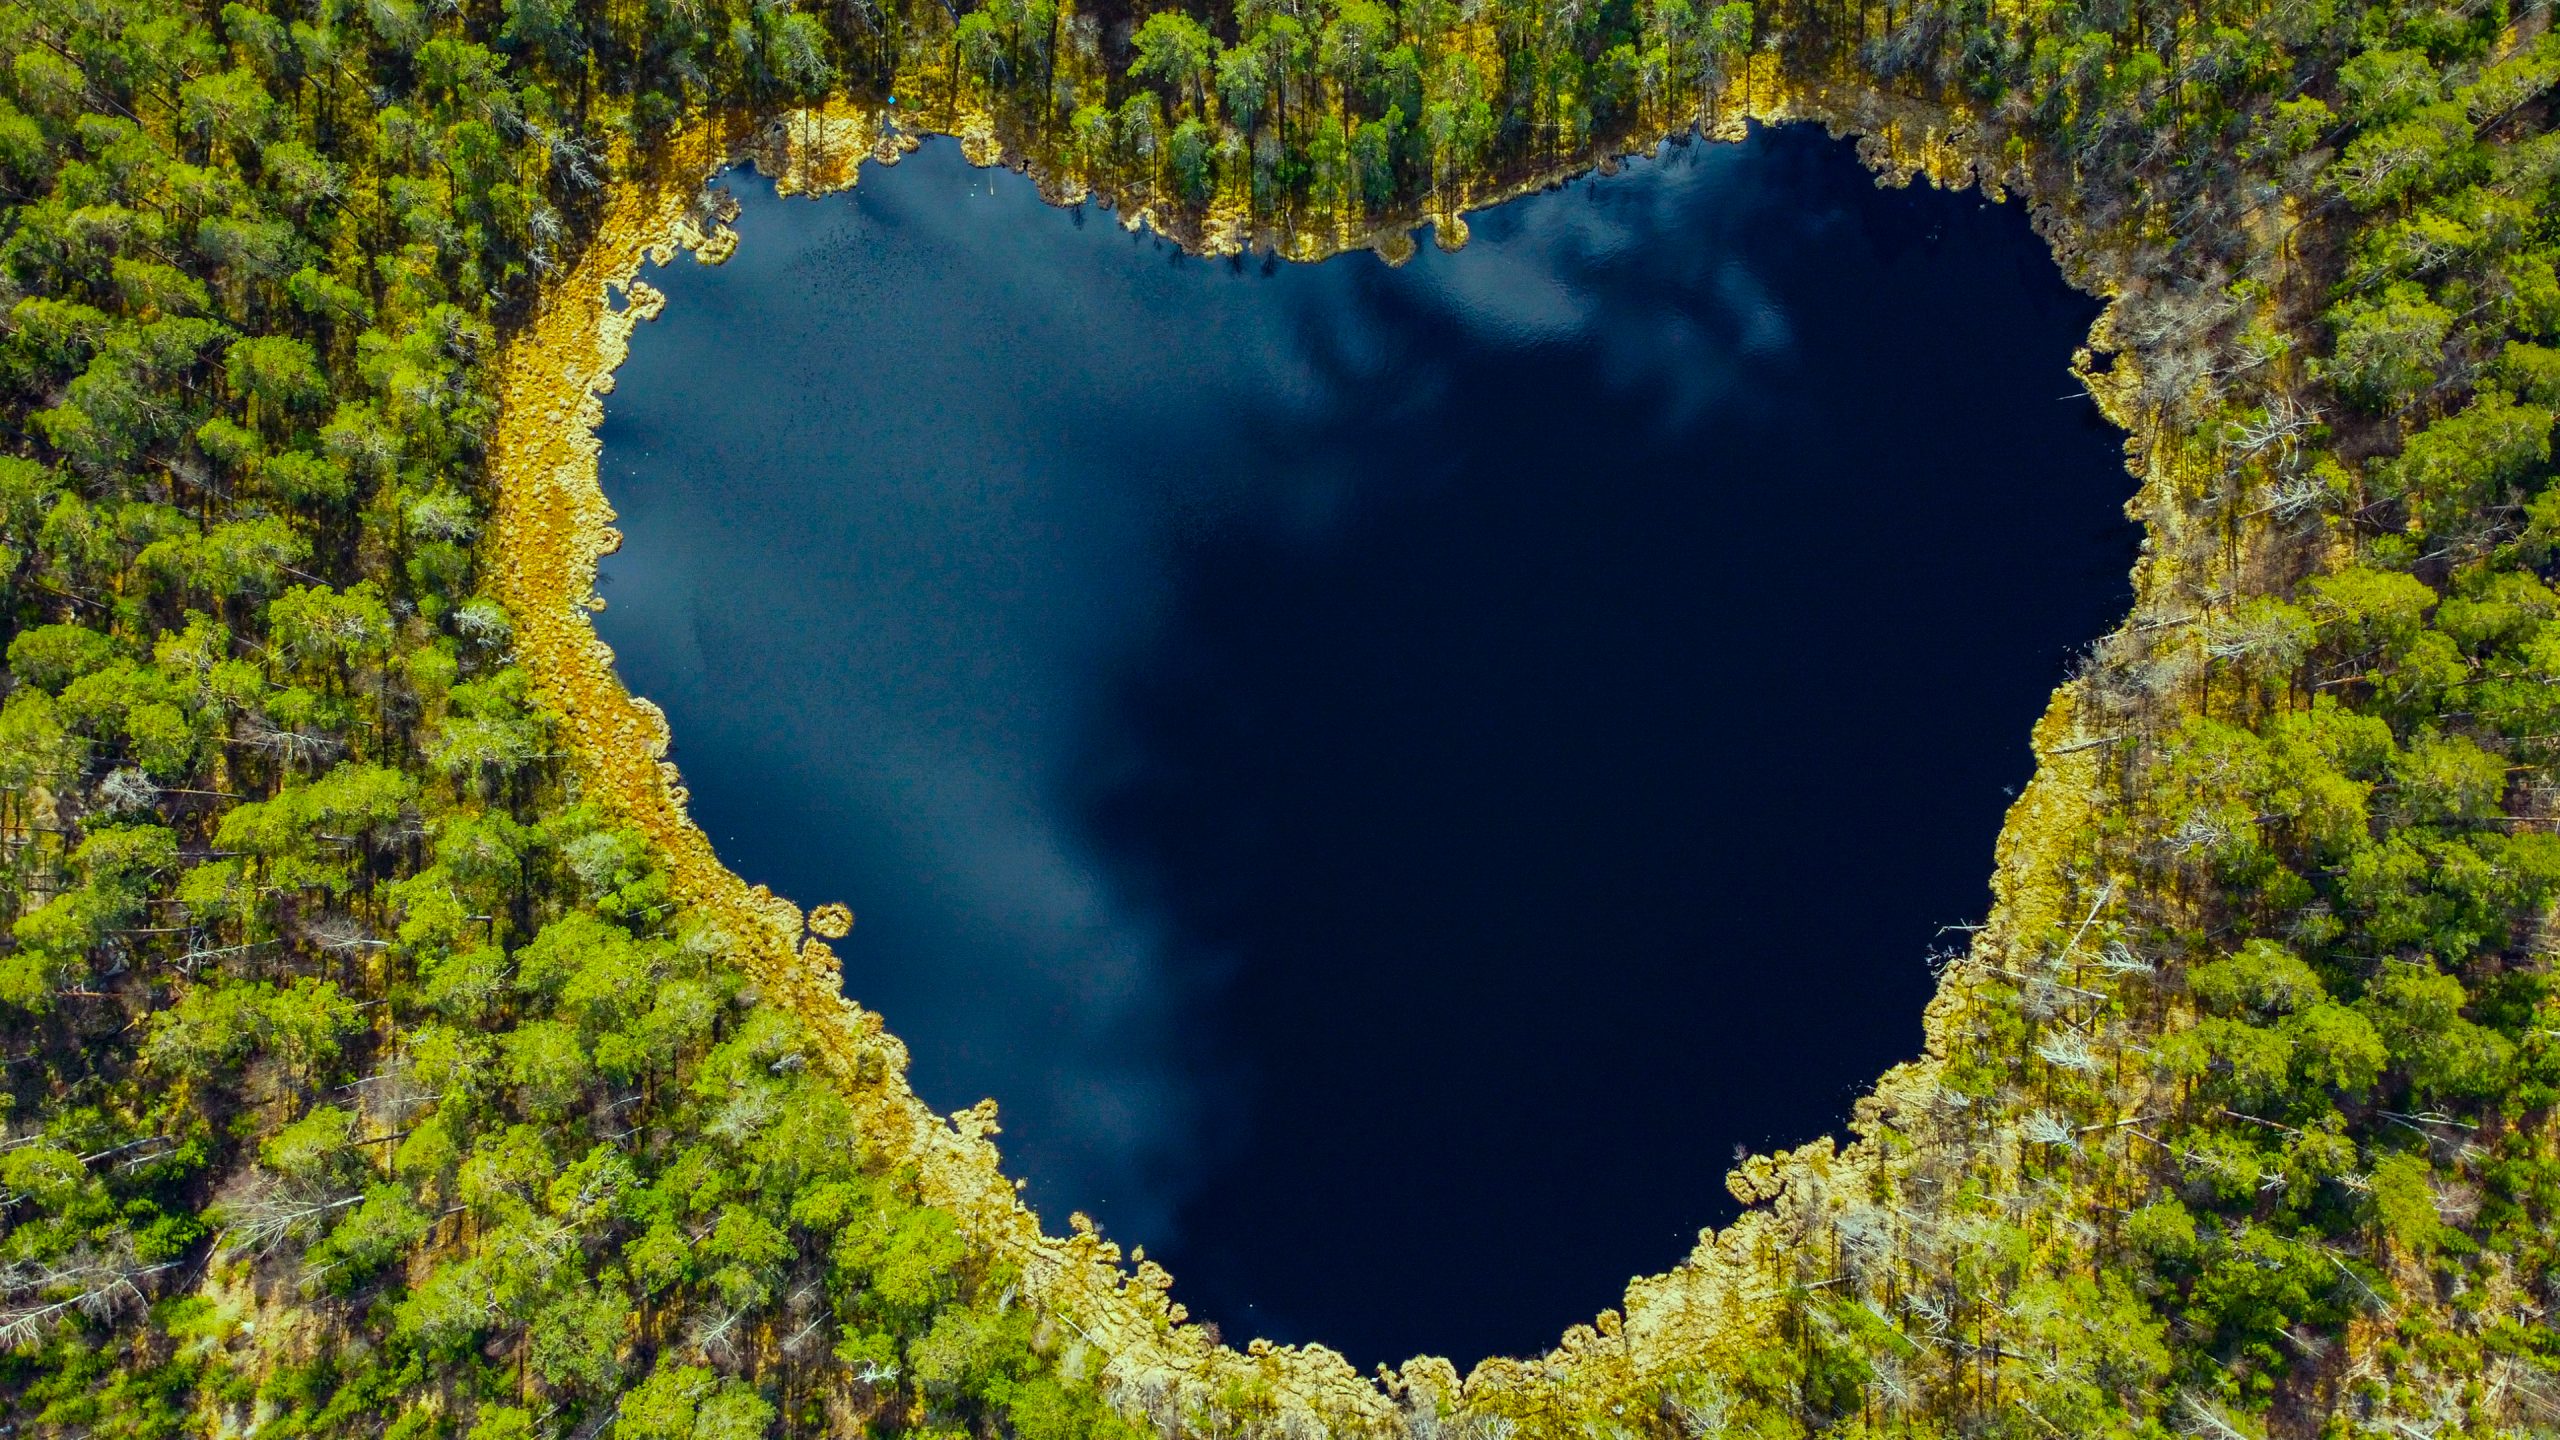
489 70 2181 1434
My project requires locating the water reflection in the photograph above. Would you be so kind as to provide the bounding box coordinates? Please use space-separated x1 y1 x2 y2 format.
593 125 2132 1366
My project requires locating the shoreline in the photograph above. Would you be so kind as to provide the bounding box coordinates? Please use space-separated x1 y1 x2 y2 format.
486 80 2169 1431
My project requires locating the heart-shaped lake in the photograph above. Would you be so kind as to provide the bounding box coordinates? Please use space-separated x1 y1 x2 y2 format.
592 121 2136 1368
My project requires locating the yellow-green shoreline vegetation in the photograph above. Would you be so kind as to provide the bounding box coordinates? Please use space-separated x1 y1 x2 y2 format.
482 87 1994 1434
0 0 2556 1433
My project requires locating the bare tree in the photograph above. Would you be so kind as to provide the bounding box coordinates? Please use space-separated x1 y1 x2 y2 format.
206 1167 361 1260
0 1239 174 1350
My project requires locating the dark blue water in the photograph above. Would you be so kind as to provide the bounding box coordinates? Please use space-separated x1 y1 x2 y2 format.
593 124 2134 1368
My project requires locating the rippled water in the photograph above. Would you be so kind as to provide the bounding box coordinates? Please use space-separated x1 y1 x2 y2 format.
593 123 2135 1366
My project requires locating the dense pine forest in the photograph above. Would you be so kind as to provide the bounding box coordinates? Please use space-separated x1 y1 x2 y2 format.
0 0 2554 1429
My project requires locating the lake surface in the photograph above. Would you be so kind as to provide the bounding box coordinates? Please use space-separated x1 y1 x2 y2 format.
592 124 2135 1368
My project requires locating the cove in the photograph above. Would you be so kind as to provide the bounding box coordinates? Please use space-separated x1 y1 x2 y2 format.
590 123 2136 1369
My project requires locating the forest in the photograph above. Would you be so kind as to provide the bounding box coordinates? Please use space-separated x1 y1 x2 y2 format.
0 0 2554 1429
